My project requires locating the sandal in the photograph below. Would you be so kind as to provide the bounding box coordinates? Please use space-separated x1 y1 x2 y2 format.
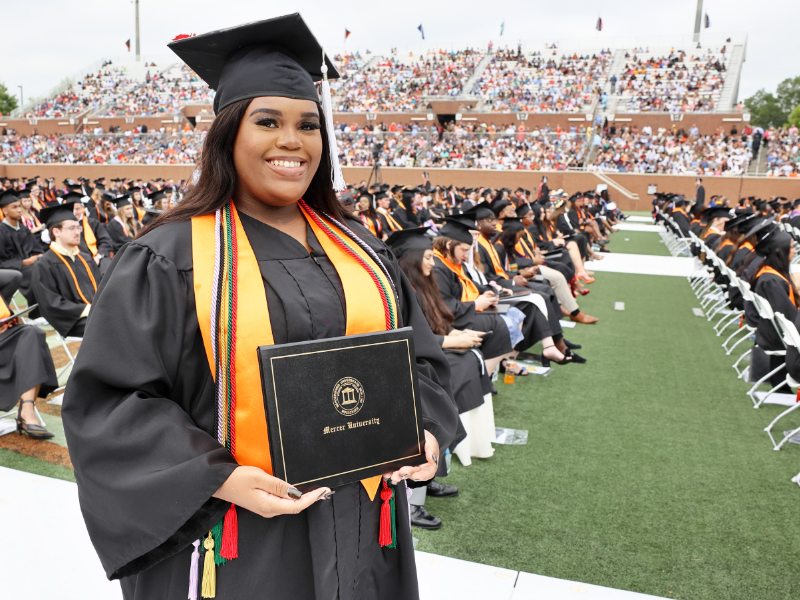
501 359 529 376
16 399 54 440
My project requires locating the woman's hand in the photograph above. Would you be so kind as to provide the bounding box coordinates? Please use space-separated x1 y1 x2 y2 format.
553 238 565 247
213 466 329 518
474 291 499 310
442 330 483 349
384 431 440 484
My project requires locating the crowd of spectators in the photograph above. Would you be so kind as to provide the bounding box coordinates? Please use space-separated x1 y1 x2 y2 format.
0 129 204 164
764 126 800 177
99 65 214 116
615 48 727 113
590 124 753 175
334 49 483 112
472 49 610 113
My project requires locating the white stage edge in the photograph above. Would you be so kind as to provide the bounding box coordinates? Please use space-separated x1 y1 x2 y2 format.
1 467 661 600
586 254 698 277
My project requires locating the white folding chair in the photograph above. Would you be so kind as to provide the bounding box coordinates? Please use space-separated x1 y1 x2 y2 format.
748 294 788 407
791 471 800 487
714 265 744 335
763 312 800 449
54 332 82 388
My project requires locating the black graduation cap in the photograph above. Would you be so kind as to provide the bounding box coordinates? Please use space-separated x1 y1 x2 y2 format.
755 228 791 257
501 217 525 233
724 212 756 232
385 227 434 258
149 191 167 202
17 189 31 199
516 203 532 217
141 207 165 226
0 191 19 207
115 194 132 209
490 197 512 216
742 217 774 240
704 206 731 222
462 205 494 222
168 13 339 114
60 191 88 204
39 202 78 228
439 218 477 245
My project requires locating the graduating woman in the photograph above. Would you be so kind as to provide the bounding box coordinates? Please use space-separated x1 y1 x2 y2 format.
63 14 457 600
106 195 141 252
0 294 58 439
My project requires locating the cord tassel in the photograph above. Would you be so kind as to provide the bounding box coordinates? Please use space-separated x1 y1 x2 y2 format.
379 480 394 547
220 504 238 560
388 483 397 549
188 540 200 600
211 518 227 566
320 51 346 192
201 533 216 598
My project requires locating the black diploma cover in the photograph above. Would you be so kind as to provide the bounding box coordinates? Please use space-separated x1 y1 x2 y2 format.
258 327 425 492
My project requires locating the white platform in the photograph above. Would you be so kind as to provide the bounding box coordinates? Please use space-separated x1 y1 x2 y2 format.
624 216 654 223
586 253 698 277
0 467 662 600
614 223 661 232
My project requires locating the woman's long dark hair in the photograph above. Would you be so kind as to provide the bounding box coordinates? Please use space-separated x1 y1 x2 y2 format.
139 98 346 237
753 235 797 298
397 250 454 336
498 226 522 261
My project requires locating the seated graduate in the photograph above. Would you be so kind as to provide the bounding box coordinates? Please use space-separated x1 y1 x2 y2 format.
530 201 596 283
566 193 609 251
496 217 598 325
106 194 141 252
700 206 731 251
32 202 101 338
553 197 601 264
354 191 386 240
0 191 43 308
432 218 571 367
670 196 692 237
57 192 115 273
745 227 798 388
393 188 426 229
87 187 112 224
18 190 47 252
0 294 58 439
375 191 403 233
62 15 458 600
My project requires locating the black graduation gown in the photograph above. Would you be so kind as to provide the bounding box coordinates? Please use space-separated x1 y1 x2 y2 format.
750 272 798 351
671 211 691 237
62 214 459 600
81 217 115 258
431 257 512 360
31 249 100 337
106 219 133 252
0 221 41 304
704 232 723 251
556 214 590 260
0 323 58 410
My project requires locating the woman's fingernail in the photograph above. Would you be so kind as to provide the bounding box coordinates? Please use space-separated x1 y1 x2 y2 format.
288 487 302 499
323 491 335 500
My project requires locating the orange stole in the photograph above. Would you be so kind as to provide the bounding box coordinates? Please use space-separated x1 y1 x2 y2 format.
192 203 390 499
477 236 509 279
740 241 754 252
81 217 97 255
756 266 797 307
0 295 10 319
433 250 480 302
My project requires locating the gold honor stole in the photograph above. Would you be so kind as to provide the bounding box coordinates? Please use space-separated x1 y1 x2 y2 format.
192 202 392 501
433 249 480 302
81 217 98 255
477 236 510 279
756 266 797 307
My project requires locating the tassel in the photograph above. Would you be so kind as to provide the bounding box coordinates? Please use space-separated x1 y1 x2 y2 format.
188 540 200 600
201 533 216 599
379 480 394 547
406 484 413 531
319 50 347 192
220 504 238 560
388 483 397 549
739 314 744 329
211 518 226 566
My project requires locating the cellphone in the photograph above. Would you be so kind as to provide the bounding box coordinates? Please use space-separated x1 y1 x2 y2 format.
424 171 429 179
481 330 493 336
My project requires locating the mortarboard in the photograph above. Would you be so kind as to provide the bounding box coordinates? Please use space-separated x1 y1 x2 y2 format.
39 202 78 228
516 203 532 217
704 206 731 222
490 198 512 216
461 205 494 222
0 192 19 207
755 228 791 257
439 218 477 245
724 212 755 232
115 194 132 209
385 227 434 258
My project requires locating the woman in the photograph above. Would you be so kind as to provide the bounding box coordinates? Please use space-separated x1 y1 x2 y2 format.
106 196 139 252
542 200 601 277
354 192 385 240
0 294 58 439
63 15 456 600
700 206 730 251
389 227 493 464
18 191 45 234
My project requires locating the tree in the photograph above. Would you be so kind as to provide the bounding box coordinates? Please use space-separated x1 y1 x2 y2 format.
0 81 18 115
776 76 800 115
788 105 800 128
744 89 786 128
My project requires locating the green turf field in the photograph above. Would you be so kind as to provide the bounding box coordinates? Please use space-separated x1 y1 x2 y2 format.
414 231 800 599
606 230 671 256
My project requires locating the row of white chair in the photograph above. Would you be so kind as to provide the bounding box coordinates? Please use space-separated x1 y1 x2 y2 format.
656 209 800 486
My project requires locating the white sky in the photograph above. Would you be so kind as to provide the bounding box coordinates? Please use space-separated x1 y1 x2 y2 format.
3 0 797 106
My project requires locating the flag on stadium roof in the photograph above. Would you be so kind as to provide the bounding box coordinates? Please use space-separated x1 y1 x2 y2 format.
418 24 425 40
344 28 351 42
705 13 710 28
595 17 602 32
500 21 505 36
125 39 130 52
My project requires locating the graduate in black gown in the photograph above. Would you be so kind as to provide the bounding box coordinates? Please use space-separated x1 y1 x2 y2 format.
62 15 458 600
106 195 138 252
32 202 101 338
0 192 43 307
0 294 57 438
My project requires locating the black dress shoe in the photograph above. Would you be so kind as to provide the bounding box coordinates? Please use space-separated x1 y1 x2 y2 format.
16 400 55 440
564 339 582 350
427 479 458 498
410 505 442 530
568 350 587 363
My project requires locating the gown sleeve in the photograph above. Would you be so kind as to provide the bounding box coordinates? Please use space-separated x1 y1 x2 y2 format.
31 258 86 336
92 219 115 256
62 240 238 580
